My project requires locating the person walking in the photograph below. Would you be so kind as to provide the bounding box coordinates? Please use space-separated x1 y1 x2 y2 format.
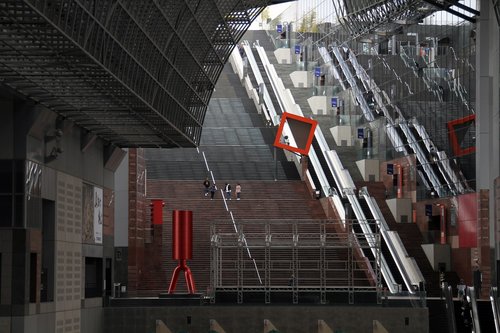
224 183 231 200
209 183 217 200
235 183 242 200
203 177 210 197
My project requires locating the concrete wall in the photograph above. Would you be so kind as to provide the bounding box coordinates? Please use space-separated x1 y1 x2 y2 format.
0 96 115 333
104 305 428 333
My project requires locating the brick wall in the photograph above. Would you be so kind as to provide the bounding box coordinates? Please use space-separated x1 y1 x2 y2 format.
127 148 147 294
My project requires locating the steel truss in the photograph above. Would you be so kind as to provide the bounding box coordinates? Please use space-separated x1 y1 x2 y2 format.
332 0 476 41
0 0 267 147
210 219 382 304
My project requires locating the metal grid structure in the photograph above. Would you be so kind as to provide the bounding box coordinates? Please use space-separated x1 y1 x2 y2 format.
0 0 268 147
332 0 478 41
210 219 382 304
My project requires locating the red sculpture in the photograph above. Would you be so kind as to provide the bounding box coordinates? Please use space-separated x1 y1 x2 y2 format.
168 210 196 294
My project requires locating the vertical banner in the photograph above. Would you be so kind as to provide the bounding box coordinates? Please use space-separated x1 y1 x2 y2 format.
387 163 394 175
357 128 364 139
93 187 103 244
425 204 433 217
314 66 321 77
82 183 93 243
331 97 338 107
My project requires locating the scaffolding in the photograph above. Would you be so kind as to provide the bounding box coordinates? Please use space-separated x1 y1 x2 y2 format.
210 219 382 304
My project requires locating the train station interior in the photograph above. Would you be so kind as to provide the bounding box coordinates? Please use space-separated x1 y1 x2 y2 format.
0 0 498 332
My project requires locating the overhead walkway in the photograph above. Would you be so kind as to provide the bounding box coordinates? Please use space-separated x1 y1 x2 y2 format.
236 37 425 295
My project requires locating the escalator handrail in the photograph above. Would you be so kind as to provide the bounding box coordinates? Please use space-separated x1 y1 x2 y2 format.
360 189 423 293
242 42 279 126
412 120 467 194
330 45 375 122
467 286 481 333
318 46 346 90
442 284 457 333
399 120 444 196
254 45 287 117
345 191 398 293
490 287 500 333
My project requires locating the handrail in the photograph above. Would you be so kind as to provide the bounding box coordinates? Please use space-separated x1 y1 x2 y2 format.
318 46 346 90
442 283 457 333
412 119 467 194
231 47 272 124
467 286 481 333
242 42 279 126
254 43 286 117
230 48 245 81
360 188 423 294
398 120 443 196
330 45 374 122
491 287 500 333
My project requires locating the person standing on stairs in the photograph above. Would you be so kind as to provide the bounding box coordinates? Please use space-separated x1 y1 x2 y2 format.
209 183 217 200
235 183 242 200
224 183 231 200
203 177 210 197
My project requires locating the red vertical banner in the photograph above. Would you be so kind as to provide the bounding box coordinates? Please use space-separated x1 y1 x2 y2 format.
396 164 403 199
150 199 164 225
458 193 477 248
438 204 447 245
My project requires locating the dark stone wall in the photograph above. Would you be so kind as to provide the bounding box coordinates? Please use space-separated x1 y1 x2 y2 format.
103 305 428 333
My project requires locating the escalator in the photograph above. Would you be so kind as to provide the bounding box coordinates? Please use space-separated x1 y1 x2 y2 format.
252 48 281 114
311 139 339 194
393 124 434 194
306 159 322 195
394 125 413 154
358 197 405 291
461 286 497 333
246 40 423 297
241 47 259 89
409 126 449 193
476 299 496 332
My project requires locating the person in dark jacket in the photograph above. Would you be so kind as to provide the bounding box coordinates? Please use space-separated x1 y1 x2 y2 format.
209 183 217 200
203 177 210 197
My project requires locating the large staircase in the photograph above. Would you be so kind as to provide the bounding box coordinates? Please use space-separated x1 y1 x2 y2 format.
138 180 326 294
145 63 299 181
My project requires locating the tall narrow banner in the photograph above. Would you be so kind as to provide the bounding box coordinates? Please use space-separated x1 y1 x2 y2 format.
93 187 103 244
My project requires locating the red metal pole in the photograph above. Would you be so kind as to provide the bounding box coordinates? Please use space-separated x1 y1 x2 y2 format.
396 164 403 199
438 204 447 245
